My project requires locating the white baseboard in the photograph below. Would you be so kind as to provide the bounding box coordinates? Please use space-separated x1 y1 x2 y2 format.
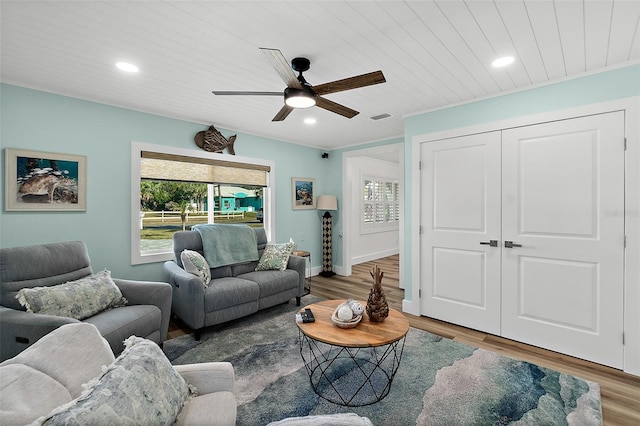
351 248 399 266
310 265 347 277
310 266 323 277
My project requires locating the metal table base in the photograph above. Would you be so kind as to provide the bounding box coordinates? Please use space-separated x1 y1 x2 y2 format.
298 330 406 407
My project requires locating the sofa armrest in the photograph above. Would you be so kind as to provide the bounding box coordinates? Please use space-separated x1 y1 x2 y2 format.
0 306 80 362
113 279 173 342
163 261 207 330
163 261 205 290
174 362 235 394
287 255 306 297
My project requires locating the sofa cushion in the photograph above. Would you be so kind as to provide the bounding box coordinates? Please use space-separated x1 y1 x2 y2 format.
255 242 294 272
0 323 115 425
231 260 260 276
204 277 260 311
83 304 162 354
0 241 93 310
211 265 233 279
181 250 211 286
16 270 127 320
175 391 237 426
35 336 191 426
238 269 299 298
0 364 72 426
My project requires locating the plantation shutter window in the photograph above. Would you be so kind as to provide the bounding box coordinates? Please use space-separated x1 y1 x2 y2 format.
361 176 399 232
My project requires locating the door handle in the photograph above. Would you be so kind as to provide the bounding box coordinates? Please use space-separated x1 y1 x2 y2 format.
480 240 498 247
504 241 522 248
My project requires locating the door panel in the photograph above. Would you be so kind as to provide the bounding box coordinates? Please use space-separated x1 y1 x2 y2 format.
517 256 598 331
501 112 624 368
517 131 597 237
433 248 486 307
421 132 502 335
433 144 488 232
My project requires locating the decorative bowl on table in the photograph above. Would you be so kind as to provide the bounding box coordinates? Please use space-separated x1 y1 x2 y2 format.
331 299 365 328
331 311 362 328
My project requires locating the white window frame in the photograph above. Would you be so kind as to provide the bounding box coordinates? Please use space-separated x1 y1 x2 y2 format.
361 175 400 234
130 141 275 265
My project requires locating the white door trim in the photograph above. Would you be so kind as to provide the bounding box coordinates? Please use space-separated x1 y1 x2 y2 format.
341 144 404 281
410 96 640 375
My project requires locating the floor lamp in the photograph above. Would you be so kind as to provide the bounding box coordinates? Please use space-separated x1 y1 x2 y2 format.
317 195 338 277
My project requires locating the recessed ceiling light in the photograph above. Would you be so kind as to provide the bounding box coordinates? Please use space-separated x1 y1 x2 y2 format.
492 56 515 68
304 117 316 125
116 62 139 73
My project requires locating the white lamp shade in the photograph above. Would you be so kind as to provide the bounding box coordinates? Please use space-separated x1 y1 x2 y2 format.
317 195 338 211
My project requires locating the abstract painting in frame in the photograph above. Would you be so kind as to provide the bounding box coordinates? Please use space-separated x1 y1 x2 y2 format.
4 148 87 211
291 177 316 210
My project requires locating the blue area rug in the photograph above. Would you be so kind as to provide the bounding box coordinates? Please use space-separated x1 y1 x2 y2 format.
164 297 602 425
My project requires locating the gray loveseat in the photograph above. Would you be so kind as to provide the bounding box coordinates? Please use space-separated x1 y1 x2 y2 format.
0 241 172 361
163 226 305 339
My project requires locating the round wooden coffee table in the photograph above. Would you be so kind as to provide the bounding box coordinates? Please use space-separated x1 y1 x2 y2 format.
296 300 410 406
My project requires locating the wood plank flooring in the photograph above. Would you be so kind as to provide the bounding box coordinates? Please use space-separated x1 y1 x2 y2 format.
169 254 640 425
310 255 640 426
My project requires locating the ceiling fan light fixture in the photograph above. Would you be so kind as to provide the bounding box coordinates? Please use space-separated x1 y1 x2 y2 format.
284 87 316 108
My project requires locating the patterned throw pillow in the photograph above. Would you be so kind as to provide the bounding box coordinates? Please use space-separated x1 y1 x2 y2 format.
255 241 295 271
16 270 127 320
181 250 211 286
36 336 192 426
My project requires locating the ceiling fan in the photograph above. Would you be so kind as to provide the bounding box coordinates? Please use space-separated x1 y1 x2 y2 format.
212 48 386 122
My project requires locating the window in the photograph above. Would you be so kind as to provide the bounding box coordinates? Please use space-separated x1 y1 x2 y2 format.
361 176 399 233
131 142 274 264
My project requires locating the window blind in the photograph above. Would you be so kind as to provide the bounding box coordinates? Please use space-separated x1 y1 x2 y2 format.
141 151 270 186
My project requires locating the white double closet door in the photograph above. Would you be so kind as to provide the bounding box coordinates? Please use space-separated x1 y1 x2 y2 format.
420 112 625 368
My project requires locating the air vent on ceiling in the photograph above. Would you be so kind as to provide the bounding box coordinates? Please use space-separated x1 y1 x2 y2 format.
369 113 391 121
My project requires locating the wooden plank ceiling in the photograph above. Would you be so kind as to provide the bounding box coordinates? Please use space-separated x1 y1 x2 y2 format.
1 1 638 149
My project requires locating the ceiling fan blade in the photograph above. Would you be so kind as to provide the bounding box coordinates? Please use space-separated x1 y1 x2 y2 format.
315 97 359 119
260 48 302 89
272 104 295 122
212 91 282 96
312 71 386 96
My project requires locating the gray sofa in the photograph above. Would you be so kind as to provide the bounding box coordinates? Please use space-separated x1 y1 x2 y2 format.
0 241 172 361
0 323 236 426
163 227 306 338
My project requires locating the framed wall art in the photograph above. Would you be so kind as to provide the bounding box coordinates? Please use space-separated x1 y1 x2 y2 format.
4 148 87 211
291 177 316 210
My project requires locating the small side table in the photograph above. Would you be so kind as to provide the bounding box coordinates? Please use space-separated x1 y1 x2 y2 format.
293 250 311 295
296 300 409 406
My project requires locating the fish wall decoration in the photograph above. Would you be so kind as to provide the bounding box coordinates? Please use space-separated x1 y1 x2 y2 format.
194 125 236 155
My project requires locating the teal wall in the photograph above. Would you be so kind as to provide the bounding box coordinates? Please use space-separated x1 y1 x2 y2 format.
0 84 333 281
402 64 640 301
2 64 637 288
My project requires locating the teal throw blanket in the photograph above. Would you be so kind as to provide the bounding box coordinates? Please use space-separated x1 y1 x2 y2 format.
192 224 259 268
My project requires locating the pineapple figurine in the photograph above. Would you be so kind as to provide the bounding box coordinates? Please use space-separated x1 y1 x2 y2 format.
366 265 389 322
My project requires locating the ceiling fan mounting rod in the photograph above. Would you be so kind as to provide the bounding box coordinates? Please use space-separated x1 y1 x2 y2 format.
291 57 312 87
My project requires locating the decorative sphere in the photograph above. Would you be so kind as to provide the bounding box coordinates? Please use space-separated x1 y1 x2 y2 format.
349 301 364 316
337 306 354 321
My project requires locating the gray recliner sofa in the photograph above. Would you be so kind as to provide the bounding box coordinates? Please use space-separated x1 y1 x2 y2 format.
0 241 172 361
163 227 305 339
